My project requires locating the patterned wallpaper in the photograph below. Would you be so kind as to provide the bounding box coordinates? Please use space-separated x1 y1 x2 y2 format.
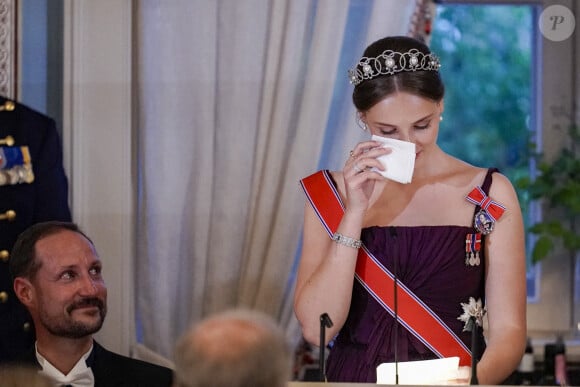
0 0 16 98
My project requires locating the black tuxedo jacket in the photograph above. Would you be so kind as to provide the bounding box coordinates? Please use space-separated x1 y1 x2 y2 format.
17 341 173 387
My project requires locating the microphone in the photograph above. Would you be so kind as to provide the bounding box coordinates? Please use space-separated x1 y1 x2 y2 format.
468 316 479 385
319 313 333 382
390 226 399 385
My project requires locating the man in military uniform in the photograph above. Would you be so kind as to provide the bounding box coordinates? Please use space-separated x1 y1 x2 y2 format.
0 95 71 362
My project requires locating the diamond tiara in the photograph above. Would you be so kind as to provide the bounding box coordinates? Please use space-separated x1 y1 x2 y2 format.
348 48 441 86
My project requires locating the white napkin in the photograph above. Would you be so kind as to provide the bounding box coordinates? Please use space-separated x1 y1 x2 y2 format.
371 135 416 184
377 357 463 385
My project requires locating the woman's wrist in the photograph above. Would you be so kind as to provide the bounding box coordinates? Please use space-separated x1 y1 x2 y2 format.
342 206 366 221
334 209 365 249
332 232 362 249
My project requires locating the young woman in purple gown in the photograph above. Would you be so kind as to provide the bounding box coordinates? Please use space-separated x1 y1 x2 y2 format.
294 36 526 384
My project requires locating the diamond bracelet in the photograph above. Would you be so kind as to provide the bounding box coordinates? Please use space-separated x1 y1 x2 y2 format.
332 232 362 249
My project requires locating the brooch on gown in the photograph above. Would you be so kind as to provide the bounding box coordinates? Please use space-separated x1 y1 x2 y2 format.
457 297 486 332
465 186 506 235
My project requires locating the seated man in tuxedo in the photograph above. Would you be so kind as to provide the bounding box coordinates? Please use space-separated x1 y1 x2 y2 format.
172 308 292 387
9 221 173 387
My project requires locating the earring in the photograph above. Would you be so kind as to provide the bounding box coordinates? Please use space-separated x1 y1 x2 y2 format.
355 114 368 131
439 115 443 122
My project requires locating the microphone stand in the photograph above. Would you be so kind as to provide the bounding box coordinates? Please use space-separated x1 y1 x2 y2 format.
468 316 479 385
390 227 399 385
319 313 333 382
394 253 399 385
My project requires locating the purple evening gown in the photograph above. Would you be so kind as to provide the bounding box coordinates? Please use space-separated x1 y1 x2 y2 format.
323 170 496 383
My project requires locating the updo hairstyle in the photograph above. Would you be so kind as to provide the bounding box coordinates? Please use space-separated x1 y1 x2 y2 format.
352 36 445 111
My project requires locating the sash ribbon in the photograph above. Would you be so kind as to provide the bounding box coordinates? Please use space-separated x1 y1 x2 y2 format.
300 170 471 366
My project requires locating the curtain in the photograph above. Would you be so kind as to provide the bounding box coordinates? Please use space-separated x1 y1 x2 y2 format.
134 0 417 361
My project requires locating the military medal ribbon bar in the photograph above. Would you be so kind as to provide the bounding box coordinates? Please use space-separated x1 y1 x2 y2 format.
0 146 34 185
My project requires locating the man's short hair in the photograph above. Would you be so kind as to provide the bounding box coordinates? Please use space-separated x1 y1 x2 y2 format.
9 221 94 281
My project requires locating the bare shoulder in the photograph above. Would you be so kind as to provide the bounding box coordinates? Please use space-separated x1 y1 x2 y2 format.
435 158 520 203
438 157 487 188
455 163 519 204
489 171 516 190
488 170 520 205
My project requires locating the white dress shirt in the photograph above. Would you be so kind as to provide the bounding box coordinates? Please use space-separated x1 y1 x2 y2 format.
35 343 95 387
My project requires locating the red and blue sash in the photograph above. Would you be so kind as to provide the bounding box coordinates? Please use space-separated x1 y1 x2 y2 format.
300 170 471 366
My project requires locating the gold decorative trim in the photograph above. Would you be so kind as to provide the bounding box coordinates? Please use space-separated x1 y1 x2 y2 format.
0 0 16 98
